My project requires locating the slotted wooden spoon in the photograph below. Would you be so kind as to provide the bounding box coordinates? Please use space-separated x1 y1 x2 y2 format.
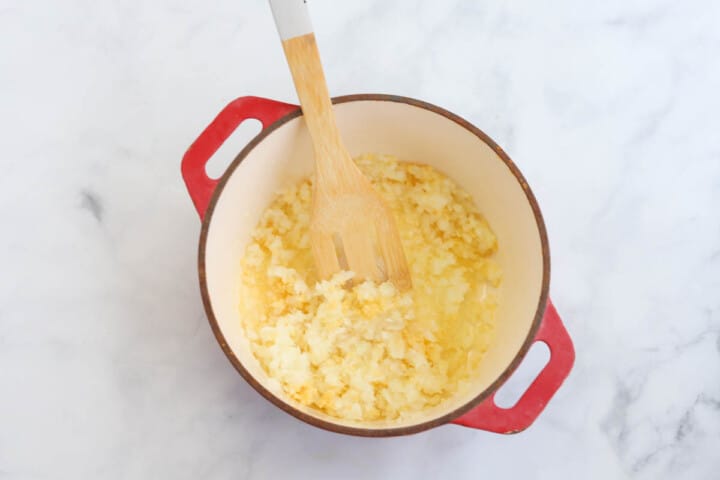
269 0 411 290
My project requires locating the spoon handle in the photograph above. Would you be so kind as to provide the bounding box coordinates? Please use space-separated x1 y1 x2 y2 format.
268 0 349 179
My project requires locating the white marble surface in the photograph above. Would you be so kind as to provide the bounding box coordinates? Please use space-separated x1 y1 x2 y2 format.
2 0 719 478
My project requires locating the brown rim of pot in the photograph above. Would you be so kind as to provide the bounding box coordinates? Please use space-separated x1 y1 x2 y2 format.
197 94 550 437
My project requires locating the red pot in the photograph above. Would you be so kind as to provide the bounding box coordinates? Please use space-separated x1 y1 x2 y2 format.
182 94 575 436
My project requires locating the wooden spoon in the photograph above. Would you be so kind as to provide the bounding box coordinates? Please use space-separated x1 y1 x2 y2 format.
269 0 411 290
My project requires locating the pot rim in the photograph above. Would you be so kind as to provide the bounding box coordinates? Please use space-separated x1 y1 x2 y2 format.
197 94 550 437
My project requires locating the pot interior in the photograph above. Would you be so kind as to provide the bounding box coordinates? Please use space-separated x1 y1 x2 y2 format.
202 97 547 432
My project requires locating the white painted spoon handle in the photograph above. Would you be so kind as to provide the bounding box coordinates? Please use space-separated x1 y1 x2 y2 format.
268 0 314 40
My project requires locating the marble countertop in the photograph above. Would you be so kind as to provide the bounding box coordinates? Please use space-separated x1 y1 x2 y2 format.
2 0 719 478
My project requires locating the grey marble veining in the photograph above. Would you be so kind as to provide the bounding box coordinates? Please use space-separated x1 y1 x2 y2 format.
1 0 718 478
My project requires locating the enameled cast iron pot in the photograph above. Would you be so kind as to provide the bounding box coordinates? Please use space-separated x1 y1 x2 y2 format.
182 94 575 436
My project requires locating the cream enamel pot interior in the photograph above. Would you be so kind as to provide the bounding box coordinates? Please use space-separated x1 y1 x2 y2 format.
182 95 575 436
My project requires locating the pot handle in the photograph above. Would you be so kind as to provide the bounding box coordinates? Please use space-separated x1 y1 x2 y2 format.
452 298 574 433
182 96 299 219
